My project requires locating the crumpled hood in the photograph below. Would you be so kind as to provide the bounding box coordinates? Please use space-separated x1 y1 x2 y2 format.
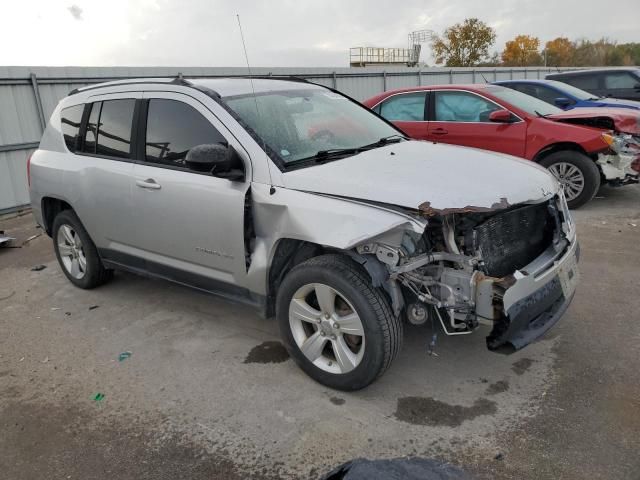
282 141 559 214
547 108 640 134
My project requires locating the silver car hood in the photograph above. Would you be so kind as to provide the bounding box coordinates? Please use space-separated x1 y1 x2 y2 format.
282 141 559 214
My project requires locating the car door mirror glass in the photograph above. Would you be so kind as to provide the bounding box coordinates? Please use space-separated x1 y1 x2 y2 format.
554 97 573 108
185 144 245 181
488 109 512 123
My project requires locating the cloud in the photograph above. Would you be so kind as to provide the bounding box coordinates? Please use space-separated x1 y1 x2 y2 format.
1 0 638 67
67 4 83 20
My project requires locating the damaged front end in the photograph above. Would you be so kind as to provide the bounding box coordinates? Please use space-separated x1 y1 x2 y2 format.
356 193 579 353
598 133 640 185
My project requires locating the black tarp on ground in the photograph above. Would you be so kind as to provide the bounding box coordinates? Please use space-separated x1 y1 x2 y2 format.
321 457 473 480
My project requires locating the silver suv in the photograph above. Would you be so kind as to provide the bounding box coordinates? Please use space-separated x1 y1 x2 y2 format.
28 77 579 390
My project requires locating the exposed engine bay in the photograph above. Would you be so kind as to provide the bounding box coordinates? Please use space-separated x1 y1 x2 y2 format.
356 193 577 352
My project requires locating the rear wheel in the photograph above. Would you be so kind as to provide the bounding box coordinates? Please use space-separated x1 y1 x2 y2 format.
276 254 402 391
539 151 600 209
52 210 113 289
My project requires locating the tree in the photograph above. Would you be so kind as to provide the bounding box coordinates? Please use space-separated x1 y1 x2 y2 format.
545 37 575 66
616 43 640 65
502 35 543 66
431 18 496 67
572 38 617 66
477 51 502 67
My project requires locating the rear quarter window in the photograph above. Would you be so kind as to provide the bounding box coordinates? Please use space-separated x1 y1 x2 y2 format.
60 104 84 152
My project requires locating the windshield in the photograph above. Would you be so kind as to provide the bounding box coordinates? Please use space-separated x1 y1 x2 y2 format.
546 80 594 100
224 88 401 166
485 86 562 116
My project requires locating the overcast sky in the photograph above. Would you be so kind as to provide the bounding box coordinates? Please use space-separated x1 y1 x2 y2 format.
2 0 639 67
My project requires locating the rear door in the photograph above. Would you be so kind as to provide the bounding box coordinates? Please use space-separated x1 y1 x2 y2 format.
426 90 527 157
374 91 428 139
129 92 252 298
602 71 640 100
71 94 141 253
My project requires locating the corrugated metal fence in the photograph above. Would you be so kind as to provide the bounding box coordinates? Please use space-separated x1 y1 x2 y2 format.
0 65 569 213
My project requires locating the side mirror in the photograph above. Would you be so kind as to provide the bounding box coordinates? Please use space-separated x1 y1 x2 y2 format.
489 109 512 123
554 97 573 108
185 143 245 181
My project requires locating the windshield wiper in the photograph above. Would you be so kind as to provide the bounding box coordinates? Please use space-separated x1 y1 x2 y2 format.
319 134 407 156
534 110 550 118
288 135 408 167
366 134 407 146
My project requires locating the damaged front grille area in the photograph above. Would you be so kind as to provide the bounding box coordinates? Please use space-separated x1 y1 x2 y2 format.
468 201 555 278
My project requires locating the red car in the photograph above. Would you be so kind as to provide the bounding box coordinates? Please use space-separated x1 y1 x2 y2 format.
363 85 640 208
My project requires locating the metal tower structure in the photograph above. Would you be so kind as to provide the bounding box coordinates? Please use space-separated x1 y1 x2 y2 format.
407 29 435 66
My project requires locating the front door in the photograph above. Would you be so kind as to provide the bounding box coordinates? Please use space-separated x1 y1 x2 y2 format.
130 92 251 298
426 90 527 157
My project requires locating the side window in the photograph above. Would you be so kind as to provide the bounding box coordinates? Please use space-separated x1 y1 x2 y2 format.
434 91 500 122
379 93 426 121
565 74 599 90
145 99 227 169
82 101 101 154
604 72 638 89
534 85 564 104
60 104 84 152
93 99 136 159
514 84 538 98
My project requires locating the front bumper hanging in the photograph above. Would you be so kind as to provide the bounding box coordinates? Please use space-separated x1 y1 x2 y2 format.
487 239 580 352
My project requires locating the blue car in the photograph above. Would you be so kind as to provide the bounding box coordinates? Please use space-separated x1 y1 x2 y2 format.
493 79 640 111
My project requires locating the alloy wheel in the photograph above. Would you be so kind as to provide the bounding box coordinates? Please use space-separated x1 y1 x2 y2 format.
288 283 365 374
56 224 87 279
547 162 585 202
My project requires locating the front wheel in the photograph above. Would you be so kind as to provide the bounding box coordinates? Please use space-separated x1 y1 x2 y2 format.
276 254 402 391
539 151 601 209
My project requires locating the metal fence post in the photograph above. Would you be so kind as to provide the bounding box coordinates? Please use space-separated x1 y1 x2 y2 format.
494 68 498 81
472 69 476 83
30 73 46 132
449 70 453 84
383 70 387 91
332 71 337 89
510 69 514 80
417 69 422 86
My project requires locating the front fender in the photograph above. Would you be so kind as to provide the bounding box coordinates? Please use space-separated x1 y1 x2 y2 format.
243 183 426 294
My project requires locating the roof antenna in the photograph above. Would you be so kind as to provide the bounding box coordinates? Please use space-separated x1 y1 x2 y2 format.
479 72 489 83
236 14 275 195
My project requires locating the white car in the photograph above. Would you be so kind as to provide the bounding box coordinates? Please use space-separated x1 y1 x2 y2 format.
28 77 579 390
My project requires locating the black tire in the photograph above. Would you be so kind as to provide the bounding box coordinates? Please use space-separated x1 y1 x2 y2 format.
539 150 601 209
52 210 113 289
276 254 402 391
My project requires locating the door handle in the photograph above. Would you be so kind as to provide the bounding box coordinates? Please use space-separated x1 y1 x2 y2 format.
136 178 161 190
431 128 448 135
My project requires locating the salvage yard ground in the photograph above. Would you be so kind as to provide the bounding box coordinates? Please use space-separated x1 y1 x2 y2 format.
1 186 639 480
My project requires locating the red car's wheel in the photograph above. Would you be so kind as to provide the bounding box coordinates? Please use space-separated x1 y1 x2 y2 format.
540 151 601 209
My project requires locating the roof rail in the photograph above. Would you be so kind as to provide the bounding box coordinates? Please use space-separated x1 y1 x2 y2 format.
67 74 309 97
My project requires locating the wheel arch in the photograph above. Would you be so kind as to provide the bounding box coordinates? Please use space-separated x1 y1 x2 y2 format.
533 142 595 164
41 197 73 236
264 238 395 318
